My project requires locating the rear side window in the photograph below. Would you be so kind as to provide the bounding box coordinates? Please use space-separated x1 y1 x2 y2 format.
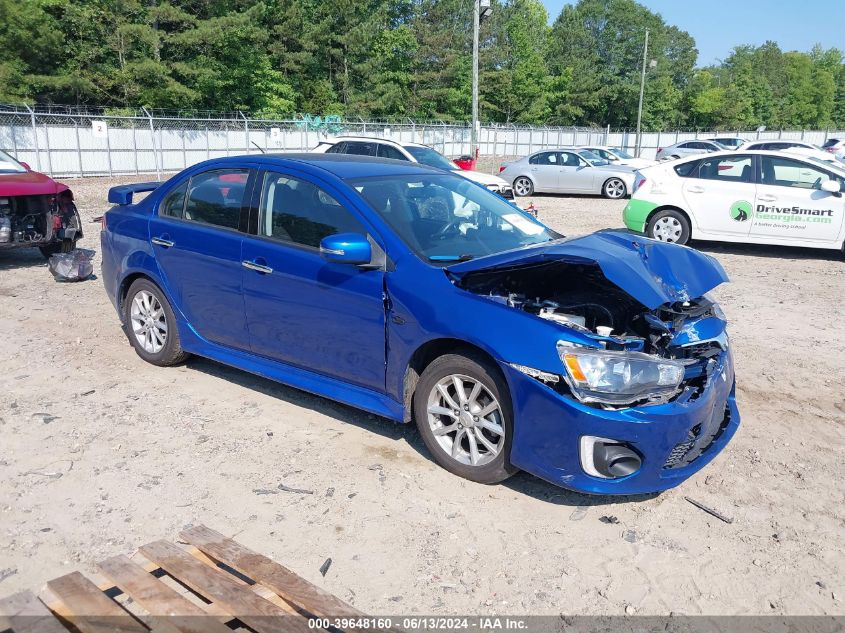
344 141 377 156
529 152 559 165
184 169 248 230
377 144 407 161
697 155 753 183
258 172 365 248
674 160 700 178
822 138 840 148
325 142 346 154
160 182 187 217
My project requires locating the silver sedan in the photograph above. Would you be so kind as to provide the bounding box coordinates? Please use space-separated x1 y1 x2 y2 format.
500 149 636 199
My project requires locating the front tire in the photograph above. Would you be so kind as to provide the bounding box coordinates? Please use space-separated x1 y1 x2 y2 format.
646 209 691 245
512 176 534 197
413 352 518 484
602 177 627 199
123 278 189 367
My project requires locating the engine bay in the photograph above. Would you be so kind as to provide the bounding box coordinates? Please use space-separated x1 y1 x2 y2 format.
455 260 727 407
0 191 77 247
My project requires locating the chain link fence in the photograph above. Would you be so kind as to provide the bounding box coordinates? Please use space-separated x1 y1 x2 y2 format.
1 104 843 178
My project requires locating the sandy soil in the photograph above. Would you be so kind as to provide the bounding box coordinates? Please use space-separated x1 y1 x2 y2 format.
1 175 843 616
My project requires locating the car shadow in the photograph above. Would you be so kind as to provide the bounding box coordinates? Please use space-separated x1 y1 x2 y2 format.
185 356 654 507
0 248 46 271
693 240 844 261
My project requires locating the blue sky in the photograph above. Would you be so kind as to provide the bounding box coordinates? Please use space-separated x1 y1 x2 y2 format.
540 0 845 66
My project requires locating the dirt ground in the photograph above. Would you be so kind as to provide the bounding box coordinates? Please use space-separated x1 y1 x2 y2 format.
1 174 843 616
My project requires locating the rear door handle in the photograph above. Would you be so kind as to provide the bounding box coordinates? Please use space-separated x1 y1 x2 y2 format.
151 237 174 248
242 260 273 274
687 186 705 193
758 195 777 202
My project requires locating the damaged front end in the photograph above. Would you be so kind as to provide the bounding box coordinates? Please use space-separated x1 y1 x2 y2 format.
0 189 81 254
449 231 731 410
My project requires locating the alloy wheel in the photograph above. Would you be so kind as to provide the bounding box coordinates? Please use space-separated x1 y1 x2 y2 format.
604 178 625 198
426 374 505 467
130 290 168 354
513 177 532 196
652 216 683 242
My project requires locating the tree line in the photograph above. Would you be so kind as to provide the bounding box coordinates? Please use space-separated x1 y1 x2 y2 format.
1 0 844 129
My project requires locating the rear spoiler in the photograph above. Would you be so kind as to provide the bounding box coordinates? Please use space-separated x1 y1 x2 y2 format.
108 181 162 205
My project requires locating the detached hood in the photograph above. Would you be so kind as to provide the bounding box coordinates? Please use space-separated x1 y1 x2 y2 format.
0 170 65 197
447 230 729 309
455 169 509 187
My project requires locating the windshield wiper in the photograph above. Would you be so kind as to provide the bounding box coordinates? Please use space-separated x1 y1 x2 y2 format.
429 254 475 262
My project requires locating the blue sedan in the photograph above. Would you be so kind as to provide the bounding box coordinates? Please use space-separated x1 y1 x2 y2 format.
100 154 739 495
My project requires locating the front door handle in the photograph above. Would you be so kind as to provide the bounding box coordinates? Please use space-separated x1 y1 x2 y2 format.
242 260 273 274
687 186 705 193
758 194 777 202
151 237 174 248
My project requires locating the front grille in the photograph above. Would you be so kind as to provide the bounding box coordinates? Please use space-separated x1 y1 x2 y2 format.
663 405 730 469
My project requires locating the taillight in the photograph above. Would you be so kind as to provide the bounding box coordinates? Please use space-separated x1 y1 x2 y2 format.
499 166 506 173
633 173 647 193
657 147 663 154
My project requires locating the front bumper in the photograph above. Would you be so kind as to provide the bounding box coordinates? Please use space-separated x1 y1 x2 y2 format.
488 184 515 200
503 350 740 495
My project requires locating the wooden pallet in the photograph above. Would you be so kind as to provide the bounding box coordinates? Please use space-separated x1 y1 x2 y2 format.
0 525 393 633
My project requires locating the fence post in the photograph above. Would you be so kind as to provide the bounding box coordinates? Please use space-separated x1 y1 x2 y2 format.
206 123 210 160
142 107 160 180
25 105 42 171
43 122 53 176
132 121 139 175
240 111 249 154
74 119 83 177
105 120 114 176
11 121 17 157
181 128 187 168
528 125 533 154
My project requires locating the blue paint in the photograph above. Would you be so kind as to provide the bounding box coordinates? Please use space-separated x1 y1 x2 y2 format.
101 153 740 495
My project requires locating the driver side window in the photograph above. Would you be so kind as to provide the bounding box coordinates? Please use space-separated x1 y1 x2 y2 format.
259 172 365 248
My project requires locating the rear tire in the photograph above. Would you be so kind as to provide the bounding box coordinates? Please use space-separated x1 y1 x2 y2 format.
512 176 534 197
646 209 691 245
123 278 189 367
413 351 518 484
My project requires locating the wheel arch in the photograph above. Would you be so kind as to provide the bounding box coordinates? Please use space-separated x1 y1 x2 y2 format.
645 205 693 239
402 338 502 423
118 271 165 318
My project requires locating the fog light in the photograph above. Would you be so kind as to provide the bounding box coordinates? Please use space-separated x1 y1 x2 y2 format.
580 435 642 479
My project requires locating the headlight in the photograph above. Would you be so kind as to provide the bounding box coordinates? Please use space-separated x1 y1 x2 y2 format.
558 343 685 406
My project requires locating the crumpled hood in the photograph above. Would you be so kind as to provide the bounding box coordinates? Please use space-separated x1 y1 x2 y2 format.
447 230 729 309
455 169 510 187
0 170 65 197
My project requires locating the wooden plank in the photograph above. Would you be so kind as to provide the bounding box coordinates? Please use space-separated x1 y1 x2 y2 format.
0 590 68 633
43 571 147 633
138 540 310 633
179 525 360 618
96 555 232 633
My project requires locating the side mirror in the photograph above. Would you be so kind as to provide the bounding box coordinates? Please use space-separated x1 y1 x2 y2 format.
20 161 31 170
319 232 372 265
820 179 841 195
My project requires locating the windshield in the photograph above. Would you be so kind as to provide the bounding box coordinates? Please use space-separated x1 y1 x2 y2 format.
403 146 457 171
612 148 634 159
0 150 26 173
350 173 558 263
822 139 840 148
576 149 609 166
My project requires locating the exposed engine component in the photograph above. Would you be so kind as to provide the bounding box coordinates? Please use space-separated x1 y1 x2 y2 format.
457 260 726 408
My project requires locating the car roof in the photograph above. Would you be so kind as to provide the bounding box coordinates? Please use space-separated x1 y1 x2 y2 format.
322 136 428 149
660 149 845 174
198 152 444 180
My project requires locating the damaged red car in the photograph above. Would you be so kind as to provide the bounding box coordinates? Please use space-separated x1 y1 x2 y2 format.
0 150 82 257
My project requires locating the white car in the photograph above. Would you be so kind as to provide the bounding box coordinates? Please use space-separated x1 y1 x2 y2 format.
577 146 657 170
311 136 513 198
737 139 821 153
623 150 845 251
499 148 636 199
